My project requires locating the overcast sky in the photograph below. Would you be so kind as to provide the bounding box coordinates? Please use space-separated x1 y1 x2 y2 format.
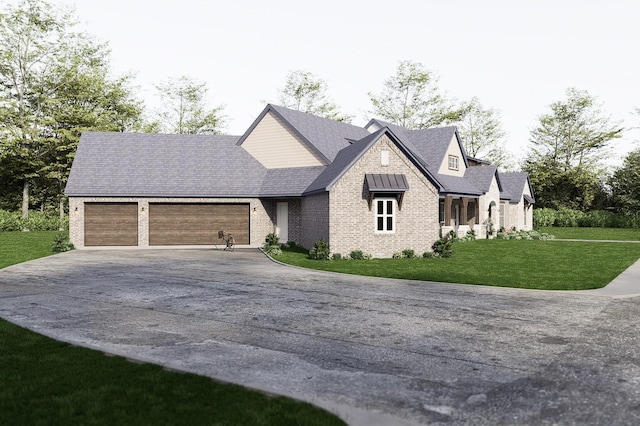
32 0 640 167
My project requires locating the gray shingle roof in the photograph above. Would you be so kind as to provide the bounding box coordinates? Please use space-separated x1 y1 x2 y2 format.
464 165 499 193
260 167 326 197
304 128 386 195
66 132 298 197
499 172 534 203
436 175 483 196
237 104 370 163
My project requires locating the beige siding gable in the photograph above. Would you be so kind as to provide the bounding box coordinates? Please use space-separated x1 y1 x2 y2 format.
241 111 326 168
437 134 466 177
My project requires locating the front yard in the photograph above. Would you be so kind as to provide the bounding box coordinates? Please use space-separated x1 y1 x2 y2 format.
277 239 640 290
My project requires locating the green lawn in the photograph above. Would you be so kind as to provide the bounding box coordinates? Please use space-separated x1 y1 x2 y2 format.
541 226 640 241
277 240 640 290
0 232 345 426
0 231 61 269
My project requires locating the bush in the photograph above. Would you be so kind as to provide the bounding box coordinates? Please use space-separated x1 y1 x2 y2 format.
422 251 436 258
554 208 586 227
432 232 454 258
349 249 364 260
392 252 402 259
51 233 74 253
401 248 415 259
262 233 282 256
0 210 68 232
496 229 555 240
331 253 342 260
286 240 297 248
308 239 330 260
533 208 557 229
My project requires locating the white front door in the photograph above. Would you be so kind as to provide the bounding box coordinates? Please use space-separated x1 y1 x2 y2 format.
276 202 288 242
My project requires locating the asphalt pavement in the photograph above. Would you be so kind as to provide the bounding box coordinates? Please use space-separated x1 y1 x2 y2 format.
0 249 639 425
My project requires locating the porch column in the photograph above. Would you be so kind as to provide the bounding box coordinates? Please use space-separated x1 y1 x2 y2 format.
444 196 452 226
461 198 469 226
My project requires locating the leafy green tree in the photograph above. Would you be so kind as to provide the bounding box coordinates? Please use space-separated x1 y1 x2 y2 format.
277 70 352 122
153 75 225 134
523 88 623 210
0 0 143 217
610 148 640 214
453 97 512 169
368 60 466 129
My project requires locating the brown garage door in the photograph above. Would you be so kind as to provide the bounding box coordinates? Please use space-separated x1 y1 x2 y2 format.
149 203 249 246
84 203 138 246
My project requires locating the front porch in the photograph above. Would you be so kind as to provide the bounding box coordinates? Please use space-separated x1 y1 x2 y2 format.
439 195 498 239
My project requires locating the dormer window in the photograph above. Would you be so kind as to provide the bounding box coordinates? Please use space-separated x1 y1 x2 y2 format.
448 155 459 171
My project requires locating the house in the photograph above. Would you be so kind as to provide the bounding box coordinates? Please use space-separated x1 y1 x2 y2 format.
65 104 534 257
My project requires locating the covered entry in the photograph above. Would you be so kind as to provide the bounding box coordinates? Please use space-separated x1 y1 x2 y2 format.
149 203 249 245
84 203 138 246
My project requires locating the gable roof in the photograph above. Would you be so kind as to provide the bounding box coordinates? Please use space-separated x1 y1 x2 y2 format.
237 104 370 163
500 172 535 203
304 127 387 195
305 127 444 195
65 132 325 198
366 120 468 170
464 165 500 193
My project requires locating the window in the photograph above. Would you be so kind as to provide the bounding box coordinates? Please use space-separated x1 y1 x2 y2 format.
439 199 445 223
375 198 395 232
448 155 459 171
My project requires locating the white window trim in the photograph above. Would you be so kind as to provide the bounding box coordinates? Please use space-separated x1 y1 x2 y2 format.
374 197 396 234
448 155 459 171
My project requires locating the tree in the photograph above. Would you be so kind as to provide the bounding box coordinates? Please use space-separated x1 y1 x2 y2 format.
523 88 623 210
610 148 640 214
453 97 512 169
0 0 143 217
277 70 352 122
153 76 225 134
368 60 467 129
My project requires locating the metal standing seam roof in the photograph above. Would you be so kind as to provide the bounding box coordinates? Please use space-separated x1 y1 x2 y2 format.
365 174 409 192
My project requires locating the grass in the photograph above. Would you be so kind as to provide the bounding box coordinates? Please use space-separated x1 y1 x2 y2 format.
277 240 640 290
0 319 344 426
541 226 640 241
0 231 61 269
0 231 345 426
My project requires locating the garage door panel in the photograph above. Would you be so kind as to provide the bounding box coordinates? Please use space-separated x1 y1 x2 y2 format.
85 203 138 246
149 203 249 245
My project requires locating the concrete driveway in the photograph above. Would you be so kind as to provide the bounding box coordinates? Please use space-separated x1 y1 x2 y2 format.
1 249 639 425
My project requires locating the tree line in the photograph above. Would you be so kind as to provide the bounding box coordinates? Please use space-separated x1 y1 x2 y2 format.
1 0 638 220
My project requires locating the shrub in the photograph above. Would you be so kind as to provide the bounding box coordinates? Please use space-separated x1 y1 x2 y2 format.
402 248 415 259
422 251 435 258
0 210 68 232
262 233 282 256
533 208 557 229
286 240 297 248
308 239 330 260
392 252 402 259
349 249 364 260
331 253 342 260
432 232 454 258
51 233 74 253
554 208 585 227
